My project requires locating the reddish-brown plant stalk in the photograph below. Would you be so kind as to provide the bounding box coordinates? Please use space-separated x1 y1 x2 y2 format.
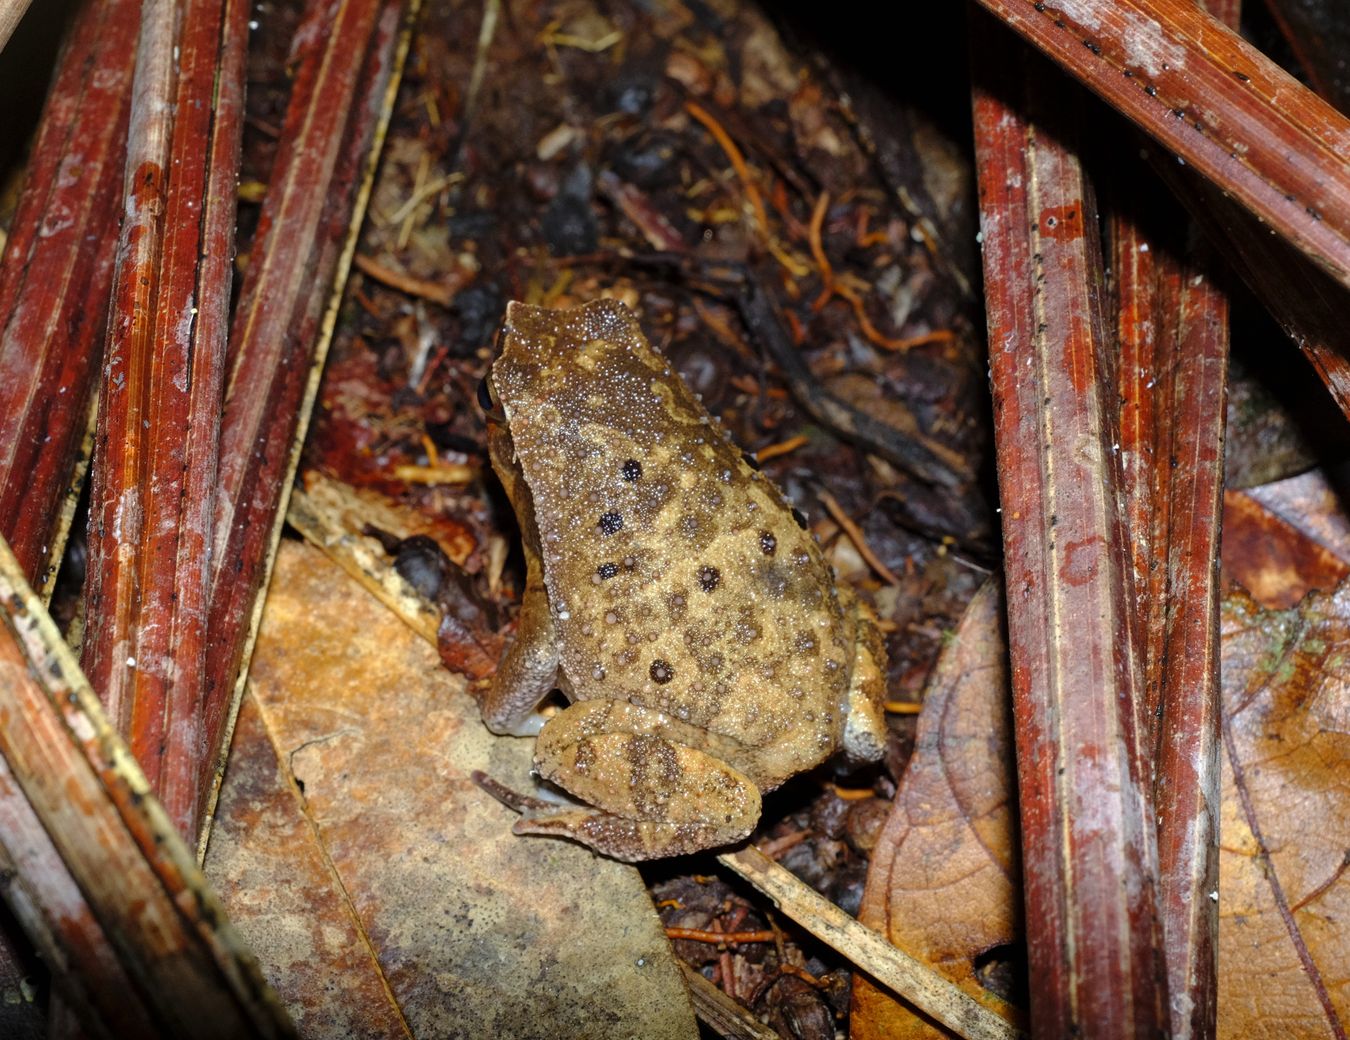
0 0 140 593
973 16 1168 1037
81 0 249 835
1109 8 1234 1035
0 541 292 1037
1112 198 1227 1038
201 0 415 842
973 0 1350 291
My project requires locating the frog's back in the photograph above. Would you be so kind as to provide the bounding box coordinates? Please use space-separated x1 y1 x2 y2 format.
493 300 853 785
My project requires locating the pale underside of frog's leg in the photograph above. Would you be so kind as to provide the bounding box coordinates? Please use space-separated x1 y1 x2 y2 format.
516 700 762 861
477 543 559 736
839 589 888 764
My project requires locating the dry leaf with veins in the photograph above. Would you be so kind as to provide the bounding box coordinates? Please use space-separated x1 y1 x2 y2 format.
1218 584 1350 1039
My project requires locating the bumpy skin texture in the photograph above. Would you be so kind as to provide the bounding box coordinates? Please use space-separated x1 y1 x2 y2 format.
481 299 888 860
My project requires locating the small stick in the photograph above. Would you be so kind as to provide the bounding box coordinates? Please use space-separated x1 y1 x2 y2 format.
831 279 949 353
665 928 779 945
817 489 901 586
753 434 807 462
808 191 834 309
718 847 1019 1040
0 0 32 52
679 963 781 1040
352 252 470 307
685 100 769 238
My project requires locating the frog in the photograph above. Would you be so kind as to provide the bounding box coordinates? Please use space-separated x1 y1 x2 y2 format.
477 298 888 861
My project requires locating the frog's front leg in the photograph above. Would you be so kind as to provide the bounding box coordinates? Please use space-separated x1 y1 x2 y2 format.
478 547 559 736
839 590 889 763
516 700 762 861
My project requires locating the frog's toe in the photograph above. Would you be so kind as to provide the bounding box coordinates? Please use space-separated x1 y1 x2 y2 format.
513 808 753 862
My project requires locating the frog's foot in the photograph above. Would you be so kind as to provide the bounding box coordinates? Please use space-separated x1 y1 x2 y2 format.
521 701 762 860
513 809 752 862
839 589 889 764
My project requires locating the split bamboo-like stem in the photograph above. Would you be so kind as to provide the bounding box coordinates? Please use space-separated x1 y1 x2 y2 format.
1108 11 1232 1038
0 0 140 595
81 0 249 835
972 15 1167 1036
973 0 1350 291
1110 195 1227 1038
0 536 293 1037
200 0 419 850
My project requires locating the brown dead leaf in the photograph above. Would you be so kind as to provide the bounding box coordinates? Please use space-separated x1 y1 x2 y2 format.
206 691 407 1038
1218 584 1350 1038
848 574 1350 1039
851 581 1023 1038
1221 488 1350 610
216 540 697 1039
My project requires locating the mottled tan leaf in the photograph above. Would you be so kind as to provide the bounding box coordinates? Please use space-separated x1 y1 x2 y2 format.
205 691 408 1039
1218 585 1350 1039
241 540 696 1039
851 581 1023 1038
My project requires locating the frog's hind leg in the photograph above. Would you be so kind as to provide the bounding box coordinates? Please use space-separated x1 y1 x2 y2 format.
516 700 762 861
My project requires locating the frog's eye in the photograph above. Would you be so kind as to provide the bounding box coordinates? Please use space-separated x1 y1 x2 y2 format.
476 374 499 415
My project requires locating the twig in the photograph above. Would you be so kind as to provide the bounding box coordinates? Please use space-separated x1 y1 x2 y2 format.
686 100 769 238
353 252 471 307
817 489 901 586
679 963 781 1040
666 928 779 945
717 847 1020 1040
808 191 834 309
753 435 807 462
0 0 32 52
446 0 500 170
386 171 462 225
391 462 477 485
